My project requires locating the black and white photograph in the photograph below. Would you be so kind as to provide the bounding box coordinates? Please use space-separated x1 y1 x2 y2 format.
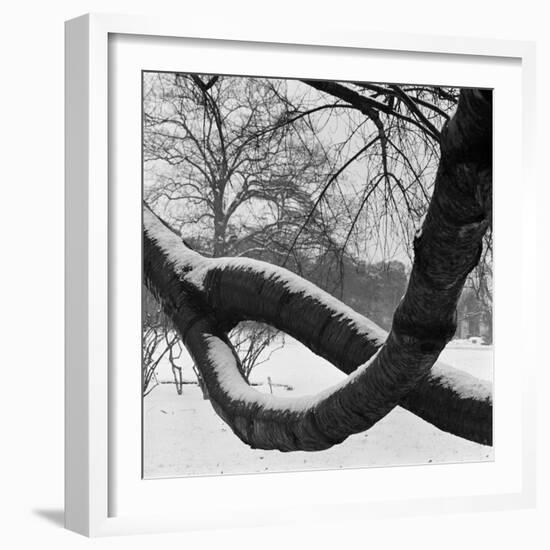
3 0 547 545
142 73 493 479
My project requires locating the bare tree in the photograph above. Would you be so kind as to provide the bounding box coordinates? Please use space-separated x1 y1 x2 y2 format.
143 73 340 258
228 322 285 381
143 87 493 450
142 296 179 396
143 73 350 381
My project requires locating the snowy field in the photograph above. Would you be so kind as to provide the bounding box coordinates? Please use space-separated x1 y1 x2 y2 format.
143 338 493 479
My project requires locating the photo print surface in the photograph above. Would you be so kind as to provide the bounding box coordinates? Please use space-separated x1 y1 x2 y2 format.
142 72 493 479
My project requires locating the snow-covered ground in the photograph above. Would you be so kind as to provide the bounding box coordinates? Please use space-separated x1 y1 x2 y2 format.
143 338 493 479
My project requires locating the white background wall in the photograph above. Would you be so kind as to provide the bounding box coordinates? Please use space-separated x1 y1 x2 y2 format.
0 1 547 548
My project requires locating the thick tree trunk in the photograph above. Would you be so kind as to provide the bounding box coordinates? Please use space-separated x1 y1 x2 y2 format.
144 89 492 451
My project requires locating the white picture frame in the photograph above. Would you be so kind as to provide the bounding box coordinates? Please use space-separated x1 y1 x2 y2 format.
65 12 537 537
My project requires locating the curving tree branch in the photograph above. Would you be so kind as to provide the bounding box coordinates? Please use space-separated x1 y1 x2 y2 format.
143 88 492 451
